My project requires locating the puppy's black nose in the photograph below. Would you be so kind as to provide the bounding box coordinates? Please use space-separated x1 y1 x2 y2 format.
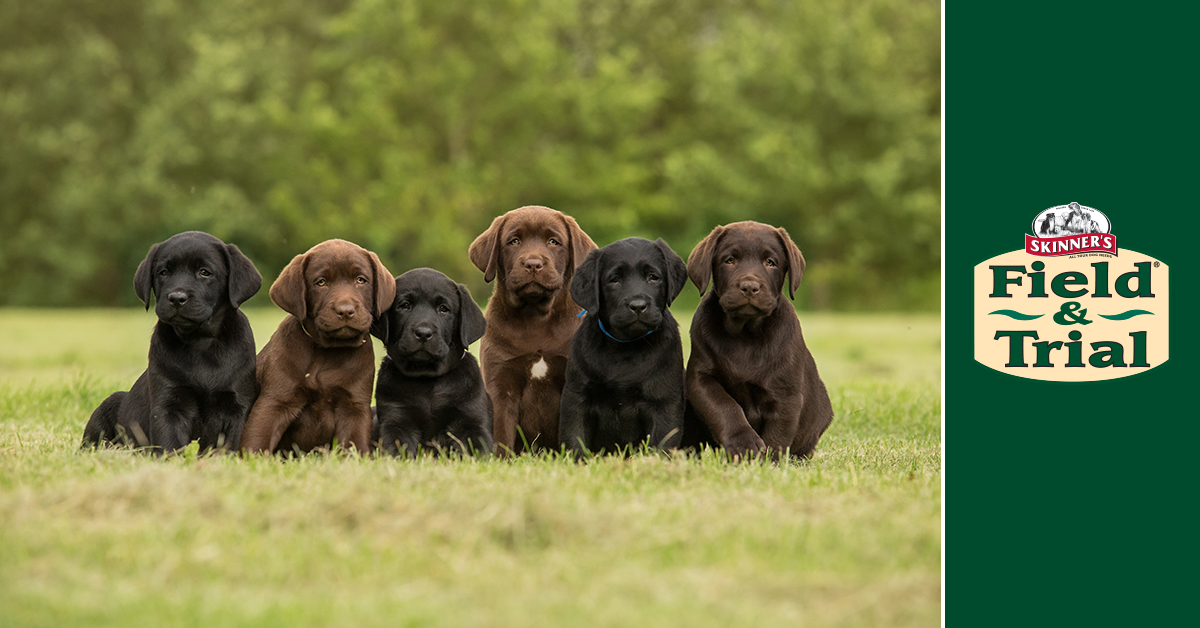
739 280 761 296
414 326 434 342
167 292 189 307
336 304 356 319
524 258 544 273
628 299 648 314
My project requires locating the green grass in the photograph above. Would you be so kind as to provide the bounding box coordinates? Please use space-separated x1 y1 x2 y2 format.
0 308 941 627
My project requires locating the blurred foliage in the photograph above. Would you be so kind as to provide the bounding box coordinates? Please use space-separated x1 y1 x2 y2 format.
0 0 940 309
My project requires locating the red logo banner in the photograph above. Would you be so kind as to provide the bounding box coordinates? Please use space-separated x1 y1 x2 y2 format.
1025 233 1117 257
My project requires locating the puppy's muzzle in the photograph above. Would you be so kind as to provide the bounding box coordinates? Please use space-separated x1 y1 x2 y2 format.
510 253 563 291
334 303 357 321
395 321 444 359
738 280 761 297
719 276 777 314
523 257 544 274
609 296 661 335
314 301 371 345
625 298 658 325
158 290 210 328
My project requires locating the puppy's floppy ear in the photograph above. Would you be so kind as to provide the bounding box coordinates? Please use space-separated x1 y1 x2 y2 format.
370 282 396 346
686 225 726 296
456 283 487 347
468 214 506 283
369 313 391 346
133 241 161 310
223 243 262 307
269 252 308 320
562 213 597 280
569 248 602 314
368 251 396 318
654 238 688 306
775 227 806 300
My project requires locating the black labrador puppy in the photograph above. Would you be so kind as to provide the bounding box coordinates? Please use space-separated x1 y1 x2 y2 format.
559 238 688 455
371 268 492 456
81 231 262 452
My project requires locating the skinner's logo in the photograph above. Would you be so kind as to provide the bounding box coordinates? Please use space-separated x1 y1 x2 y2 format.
974 203 1169 382
1026 202 1116 256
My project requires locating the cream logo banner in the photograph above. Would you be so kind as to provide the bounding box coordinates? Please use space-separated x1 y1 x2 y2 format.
974 203 1169 381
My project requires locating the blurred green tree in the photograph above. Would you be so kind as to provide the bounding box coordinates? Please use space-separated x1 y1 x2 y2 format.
0 0 940 309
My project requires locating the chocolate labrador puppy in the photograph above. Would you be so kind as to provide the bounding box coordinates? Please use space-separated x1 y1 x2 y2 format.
469 205 597 454
81 231 262 452
683 221 833 459
371 268 492 456
241 239 395 455
559 238 688 456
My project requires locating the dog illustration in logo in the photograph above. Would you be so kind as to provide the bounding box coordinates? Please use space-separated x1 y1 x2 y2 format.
1039 203 1103 237
1062 202 1100 235
1038 212 1058 236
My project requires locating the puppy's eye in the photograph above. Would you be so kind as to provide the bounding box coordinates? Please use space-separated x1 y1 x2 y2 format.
647 273 660 282
724 257 736 265
764 259 777 268
608 276 621 285
438 304 451 314
548 238 561 246
508 238 521 246
158 269 169 276
198 269 212 277
398 302 411 311
356 276 368 285
315 278 327 287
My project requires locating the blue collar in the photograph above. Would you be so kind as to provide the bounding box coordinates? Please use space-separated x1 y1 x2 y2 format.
579 310 655 343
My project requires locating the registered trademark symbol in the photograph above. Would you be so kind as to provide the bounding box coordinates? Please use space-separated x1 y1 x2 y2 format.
1154 261 1160 267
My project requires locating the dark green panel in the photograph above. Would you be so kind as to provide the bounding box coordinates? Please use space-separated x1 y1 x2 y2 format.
949 3 1198 625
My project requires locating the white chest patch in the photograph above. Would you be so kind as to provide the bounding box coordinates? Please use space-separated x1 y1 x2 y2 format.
530 357 548 380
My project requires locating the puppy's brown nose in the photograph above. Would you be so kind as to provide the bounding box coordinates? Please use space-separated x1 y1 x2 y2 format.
335 304 357 319
739 280 761 296
524 258 544 273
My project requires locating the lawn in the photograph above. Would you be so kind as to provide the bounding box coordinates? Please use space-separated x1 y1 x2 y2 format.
0 308 941 627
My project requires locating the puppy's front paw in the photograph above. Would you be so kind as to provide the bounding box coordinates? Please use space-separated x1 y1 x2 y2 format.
723 429 766 461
